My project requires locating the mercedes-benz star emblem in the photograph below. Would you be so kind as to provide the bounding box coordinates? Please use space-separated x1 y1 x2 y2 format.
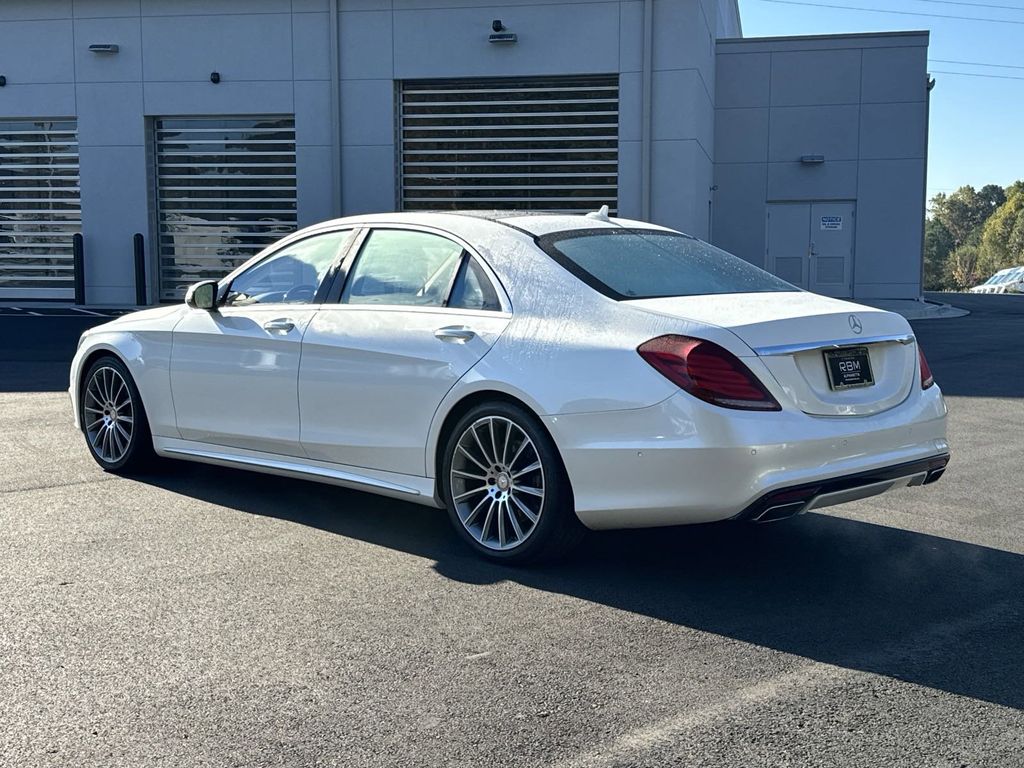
848 314 863 334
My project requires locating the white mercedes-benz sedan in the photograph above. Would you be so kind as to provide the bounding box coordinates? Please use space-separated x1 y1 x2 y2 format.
71 210 950 562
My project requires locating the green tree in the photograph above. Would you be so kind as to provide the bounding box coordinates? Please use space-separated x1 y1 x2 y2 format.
923 217 954 290
979 182 1024 275
930 184 1005 248
946 244 982 290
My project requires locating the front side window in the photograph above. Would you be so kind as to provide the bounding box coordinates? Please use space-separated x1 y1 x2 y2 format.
537 229 796 300
342 229 464 306
223 230 352 306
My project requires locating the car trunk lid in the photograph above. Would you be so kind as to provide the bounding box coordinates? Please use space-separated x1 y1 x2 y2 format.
627 292 918 417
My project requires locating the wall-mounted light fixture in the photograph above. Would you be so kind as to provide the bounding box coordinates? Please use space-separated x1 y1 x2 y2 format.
88 44 120 54
210 71 221 84
800 154 825 165
0 75 6 87
489 19 517 44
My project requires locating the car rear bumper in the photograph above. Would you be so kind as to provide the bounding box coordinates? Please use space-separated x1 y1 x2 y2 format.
543 385 949 530
731 453 949 523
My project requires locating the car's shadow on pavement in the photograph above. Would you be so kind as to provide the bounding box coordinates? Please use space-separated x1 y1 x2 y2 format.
140 461 1024 713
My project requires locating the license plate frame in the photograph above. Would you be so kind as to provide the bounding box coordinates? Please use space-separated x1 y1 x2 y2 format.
822 346 874 390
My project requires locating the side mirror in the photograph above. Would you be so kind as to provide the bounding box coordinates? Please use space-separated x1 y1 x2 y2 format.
185 280 219 311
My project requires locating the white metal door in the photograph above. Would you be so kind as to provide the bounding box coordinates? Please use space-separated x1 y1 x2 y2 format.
400 76 619 213
809 202 854 297
154 117 297 302
0 119 80 300
766 202 854 297
766 203 810 289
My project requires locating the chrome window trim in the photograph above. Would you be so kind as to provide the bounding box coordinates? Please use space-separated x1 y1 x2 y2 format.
753 333 915 357
332 223 513 314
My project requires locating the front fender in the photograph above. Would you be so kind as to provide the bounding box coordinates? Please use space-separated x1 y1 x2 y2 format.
70 328 179 438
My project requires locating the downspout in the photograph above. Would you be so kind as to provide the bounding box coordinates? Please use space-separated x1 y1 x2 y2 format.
329 0 343 217
920 73 935 298
640 0 653 221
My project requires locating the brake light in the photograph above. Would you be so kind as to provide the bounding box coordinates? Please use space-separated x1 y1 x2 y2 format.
638 335 781 411
918 344 934 389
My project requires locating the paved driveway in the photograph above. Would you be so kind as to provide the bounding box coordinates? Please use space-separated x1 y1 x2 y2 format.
2 295 1022 767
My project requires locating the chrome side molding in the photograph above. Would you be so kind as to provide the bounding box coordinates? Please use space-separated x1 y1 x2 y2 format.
160 445 421 496
754 333 914 357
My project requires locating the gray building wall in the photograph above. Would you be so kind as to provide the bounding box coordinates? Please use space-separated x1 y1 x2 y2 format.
0 2 930 305
0 0 741 305
712 31 930 299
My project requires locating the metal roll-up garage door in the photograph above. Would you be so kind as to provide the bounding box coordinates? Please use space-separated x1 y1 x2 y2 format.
0 119 80 300
400 76 618 213
154 116 297 302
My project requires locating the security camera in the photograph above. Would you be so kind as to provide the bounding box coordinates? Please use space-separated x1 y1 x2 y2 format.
492 19 505 32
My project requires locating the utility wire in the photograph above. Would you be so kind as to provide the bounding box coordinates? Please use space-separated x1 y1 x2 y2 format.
931 68 1024 80
930 57 1024 69
916 0 1024 11
757 0 1024 24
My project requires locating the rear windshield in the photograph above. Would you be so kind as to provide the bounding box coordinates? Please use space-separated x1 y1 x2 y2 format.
537 229 796 300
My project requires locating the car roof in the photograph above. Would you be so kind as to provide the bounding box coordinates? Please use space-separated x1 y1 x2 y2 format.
302 210 681 239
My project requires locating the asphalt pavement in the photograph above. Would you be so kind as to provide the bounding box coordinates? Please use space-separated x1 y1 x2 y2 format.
1 294 1023 767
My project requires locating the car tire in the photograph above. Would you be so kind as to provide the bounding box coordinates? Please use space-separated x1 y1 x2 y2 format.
441 401 585 564
80 355 157 474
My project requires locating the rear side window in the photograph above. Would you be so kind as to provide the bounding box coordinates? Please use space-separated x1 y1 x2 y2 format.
342 229 464 306
537 229 796 300
449 258 501 311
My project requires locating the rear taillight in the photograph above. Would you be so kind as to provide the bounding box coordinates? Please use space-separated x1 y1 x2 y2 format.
638 335 781 411
918 344 934 389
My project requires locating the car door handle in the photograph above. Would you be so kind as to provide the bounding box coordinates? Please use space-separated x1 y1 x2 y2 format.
263 318 296 333
434 325 476 342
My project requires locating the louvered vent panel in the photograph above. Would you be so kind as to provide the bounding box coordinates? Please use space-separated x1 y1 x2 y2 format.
400 76 618 213
155 116 297 301
0 119 80 299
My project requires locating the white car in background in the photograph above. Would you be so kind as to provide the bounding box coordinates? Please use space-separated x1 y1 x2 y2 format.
70 211 950 563
970 266 1024 294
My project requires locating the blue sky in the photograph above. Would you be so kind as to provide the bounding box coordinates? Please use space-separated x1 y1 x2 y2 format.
739 0 1024 202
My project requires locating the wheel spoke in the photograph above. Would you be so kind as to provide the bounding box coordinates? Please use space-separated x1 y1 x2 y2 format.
512 461 541 479
488 418 500 471
86 389 103 407
113 379 127 406
457 443 489 473
469 424 493 467
118 415 134 425
507 435 531 471
497 499 507 547
111 425 125 456
516 485 544 498
452 469 487 481
454 484 488 502
86 416 104 430
479 499 496 542
504 500 525 541
510 493 539 524
115 421 131 445
500 421 512 465
463 494 490 526
102 425 114 460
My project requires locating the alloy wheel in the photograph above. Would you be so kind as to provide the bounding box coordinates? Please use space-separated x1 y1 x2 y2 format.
83 365 135 464
449 416 546 551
